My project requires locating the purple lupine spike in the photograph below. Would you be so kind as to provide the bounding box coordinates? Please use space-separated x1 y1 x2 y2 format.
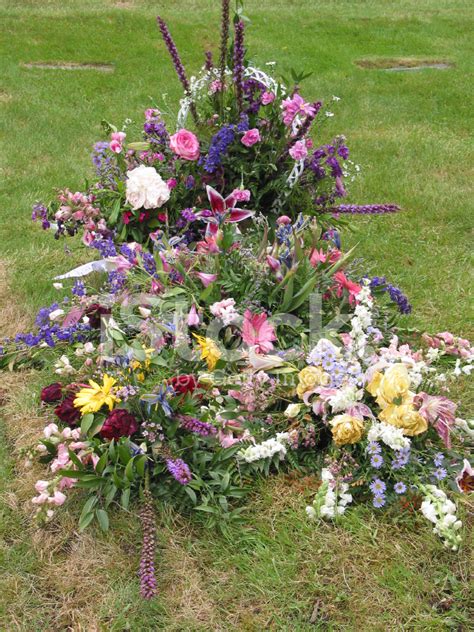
178 415 217 436
165 458 192 485
156 16 198 124
204 50 214 71
233 20 245 112
138 489 158 599
330 204 400 215
219 0 230 85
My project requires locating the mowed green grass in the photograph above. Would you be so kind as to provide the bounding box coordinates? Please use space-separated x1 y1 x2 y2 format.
0 1 473 630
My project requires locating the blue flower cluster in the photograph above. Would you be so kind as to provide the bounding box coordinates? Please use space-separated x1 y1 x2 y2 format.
202 115 249 173
91 237 117 257
369 276 412 315
16 302 91 348
91 142 121 189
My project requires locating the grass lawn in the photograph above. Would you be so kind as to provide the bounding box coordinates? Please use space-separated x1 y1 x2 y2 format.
0 0 473 629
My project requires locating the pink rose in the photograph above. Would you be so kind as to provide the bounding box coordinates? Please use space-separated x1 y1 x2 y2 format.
261 91 275 105
231 188 251 202
241 128 261 147
289 140 308 161
169 129 200 161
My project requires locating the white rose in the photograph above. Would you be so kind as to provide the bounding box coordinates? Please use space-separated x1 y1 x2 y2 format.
125 165 170 210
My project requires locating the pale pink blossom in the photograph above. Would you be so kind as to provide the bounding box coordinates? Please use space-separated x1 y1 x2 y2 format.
187 304 200 327
210 298 239 326
50 491 67 506
109 131 126 154
195 272 217 287
281 93 316 126
231 188 251 202
414 393 457 448
276 215 291 225
34 480 49 494
43 423 59 439
261 91 275 105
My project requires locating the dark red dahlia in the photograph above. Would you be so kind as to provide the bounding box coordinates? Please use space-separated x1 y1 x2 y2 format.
54 394 81 426
100 409 138 440
169 374 198 395
40 382 63 403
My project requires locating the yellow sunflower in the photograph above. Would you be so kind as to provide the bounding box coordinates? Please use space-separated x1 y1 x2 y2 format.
193 334 221 371
74 374 118 415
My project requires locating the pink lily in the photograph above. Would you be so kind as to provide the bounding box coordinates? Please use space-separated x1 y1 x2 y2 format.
187 304 200 326
333 271 362 306
242 310 276 354
195 272 217 287
196 186 254 236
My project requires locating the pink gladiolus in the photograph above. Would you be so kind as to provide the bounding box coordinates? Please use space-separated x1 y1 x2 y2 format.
187 304 200 327
242 310 276 354
309 248 327 267
195 272 217 287
289 140 308 161
241 128 261 147
333 271 362 305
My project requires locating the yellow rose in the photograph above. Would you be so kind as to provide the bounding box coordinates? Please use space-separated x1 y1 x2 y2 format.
379 403 428 436
367 364 411 408
296 365 330 399
330 414 365 446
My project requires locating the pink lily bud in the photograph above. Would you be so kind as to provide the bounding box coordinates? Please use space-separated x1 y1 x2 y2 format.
195 272 217 287
187 304 200 326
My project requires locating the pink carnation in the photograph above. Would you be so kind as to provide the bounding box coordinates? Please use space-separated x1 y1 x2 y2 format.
241 128 261 147
261 91 275 105
232 188 251 202
289 140 308 161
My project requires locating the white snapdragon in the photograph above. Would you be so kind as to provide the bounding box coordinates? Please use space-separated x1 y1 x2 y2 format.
48 308 65 322
54 355 75 376
238 432 290 463
306 468 353 520
420 485 462 550
284 403 302 418
348 282 374 360
367 422 410 450
125 165 170 210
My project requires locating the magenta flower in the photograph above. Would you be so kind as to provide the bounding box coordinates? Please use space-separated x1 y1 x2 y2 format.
241 128 261 147
109 131 126 154
289 140 308 161
196 186 254 236
281 93 316 126
242 310 276 354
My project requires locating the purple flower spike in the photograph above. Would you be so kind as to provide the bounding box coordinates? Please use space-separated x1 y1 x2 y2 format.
233 20 245 112
331 204 400 215
219 0 230 85
138 489 158 599
166 458 192 485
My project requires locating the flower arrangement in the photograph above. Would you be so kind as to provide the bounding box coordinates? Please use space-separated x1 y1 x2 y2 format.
2 2 472 600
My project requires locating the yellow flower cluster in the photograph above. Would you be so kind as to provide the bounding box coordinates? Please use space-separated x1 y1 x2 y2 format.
296 366 330 399
367 364 427 436
73 374 118 415
193 334 222 371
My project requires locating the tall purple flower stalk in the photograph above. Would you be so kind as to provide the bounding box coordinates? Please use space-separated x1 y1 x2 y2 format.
138 489 158 599
156 16 198 125
331 204 400 215
233 20 245 112
178 415 217 436
219 0 230 85
166 458 192 485
205 50 214 71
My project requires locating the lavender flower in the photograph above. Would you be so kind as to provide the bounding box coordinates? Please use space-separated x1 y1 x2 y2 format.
178 415 217 436
108 271 127 294
31 202 50 230
91 237 117 257
331 204 400 215
138 489 158 599
373 494 386 508
394 482 406 494
391 447 411 470
433 452 444 467
91 141 120 189
370 454 384 469
367 441 382 455
369 478 386 495
433 467 447 481
233 20 245 112
166 458 192 485
202 123 236 172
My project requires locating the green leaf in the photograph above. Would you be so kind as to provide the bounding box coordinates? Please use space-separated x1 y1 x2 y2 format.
118 443 131 465
121 487 131 510
95 509 109 532
109 198 121 225
78 512 95 531
195 505 217 514
135 455 147 478
80 413 95 435
124 457 135 482
184 486 197 504
95 452 108 475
